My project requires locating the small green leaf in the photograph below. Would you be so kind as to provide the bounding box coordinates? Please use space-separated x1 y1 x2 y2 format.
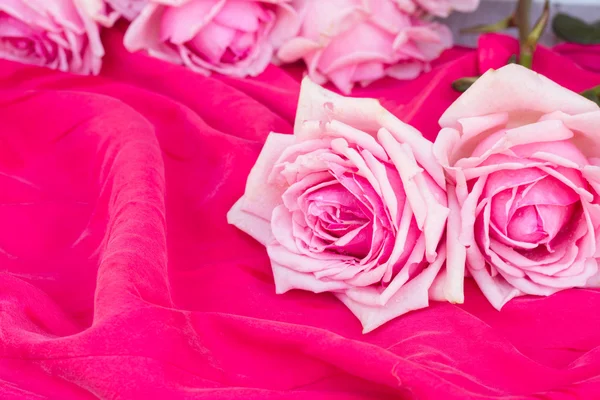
581 85 600 106
452 77 479 93
461 15 515 34
552 13 600 44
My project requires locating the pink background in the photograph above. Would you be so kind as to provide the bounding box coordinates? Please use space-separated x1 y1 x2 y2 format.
1 28 600 399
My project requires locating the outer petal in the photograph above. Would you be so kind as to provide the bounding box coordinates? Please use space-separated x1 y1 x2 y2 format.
124 3 168 52
107 0 148 21
75 0 119 27
227 198 272 245
296 77 444 189
235 132 295 220
469 267 522 310
277 36 321 62
295 76 388 138
337 245 446 333
272 260 350 294
439 64 599 130
540 110 600 159
443 187 465 303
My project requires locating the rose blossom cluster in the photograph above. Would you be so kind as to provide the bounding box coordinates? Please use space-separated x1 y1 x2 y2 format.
229 64 600 332
0 0 477 90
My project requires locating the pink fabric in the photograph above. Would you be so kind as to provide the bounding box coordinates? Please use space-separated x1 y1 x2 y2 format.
1 30 600 399
554 42 600 74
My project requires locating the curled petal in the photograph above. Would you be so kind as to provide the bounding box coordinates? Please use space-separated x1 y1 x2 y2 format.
241 133 295 220
338 244 446 334
459 175 487 246
443 187 466 303
295 77 385 138
272 260 351 294
379 129 427 229
440 65 598 130
456 120 574 170
227 198 273 245
469 267 522 310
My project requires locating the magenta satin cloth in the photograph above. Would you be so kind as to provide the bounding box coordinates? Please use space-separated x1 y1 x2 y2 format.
554 42 600 74
1 31 600 399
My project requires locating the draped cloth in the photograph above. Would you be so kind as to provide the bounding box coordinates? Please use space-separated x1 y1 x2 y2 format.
1 31 599 399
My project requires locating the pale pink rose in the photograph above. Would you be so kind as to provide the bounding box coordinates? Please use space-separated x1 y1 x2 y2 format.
434 64 600 310
228 78 463 333
79 0 147 25
276 0 452 94
124 0 296 78
0 0 104 74
394 0 479 18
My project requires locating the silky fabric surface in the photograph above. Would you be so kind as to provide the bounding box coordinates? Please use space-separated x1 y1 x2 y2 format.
0 30 600 399
554 42 600 74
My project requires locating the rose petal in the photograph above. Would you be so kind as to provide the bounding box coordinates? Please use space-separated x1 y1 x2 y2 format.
378 116 446 189
456 120 574 170
459 175 487 246
506 205 546 244
295 77 387 138
469 267 522 310
271 259 350 294
227 198 273 245
540 110 600 158
241 133 295 220
379 233 426 304
338 244 446 333
526 258 598 288
439 64 598 129
326 120 389 161
378 129 427 230
160 0 225 44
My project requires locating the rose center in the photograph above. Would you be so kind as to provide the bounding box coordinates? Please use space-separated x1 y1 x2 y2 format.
302 181 374 258
489 174 580 250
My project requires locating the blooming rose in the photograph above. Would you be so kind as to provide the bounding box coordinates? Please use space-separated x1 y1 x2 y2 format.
79 0 147 25
228 77 463 333
276 0 452 94
434 64 600 309
124 0 295 77
394 0 479 18
277 0 452 94
0 0 104 74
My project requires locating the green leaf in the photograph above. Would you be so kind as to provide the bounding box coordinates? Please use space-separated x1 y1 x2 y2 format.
581 85 600 106
552 13 600 44
461 14 515 34
452 77 479 93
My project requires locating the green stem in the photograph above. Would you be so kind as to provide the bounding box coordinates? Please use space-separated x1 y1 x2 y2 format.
518 0 550 69
516 0 533 67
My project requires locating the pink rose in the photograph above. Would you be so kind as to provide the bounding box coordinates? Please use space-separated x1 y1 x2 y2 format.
0 0 104 74
394 0 479 18
276 0 452 94
228 78 463 333
124 0 296 77
80 0 147 25
434 64 600 310
105 0 148 20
